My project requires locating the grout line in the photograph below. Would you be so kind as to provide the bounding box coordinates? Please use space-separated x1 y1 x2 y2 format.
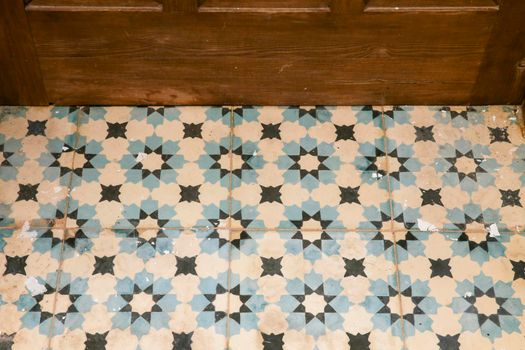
380 105 396 233
225 220 233 349
61 106 83 236
228 106 235 231
226 105 234 350
46 224 523 235
46 105 84 349
392 230 407 348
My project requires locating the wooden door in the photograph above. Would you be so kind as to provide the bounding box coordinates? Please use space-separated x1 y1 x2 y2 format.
1 0 525 105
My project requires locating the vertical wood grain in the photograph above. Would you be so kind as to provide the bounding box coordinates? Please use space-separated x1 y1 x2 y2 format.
472 0 525 104
0 0 47 105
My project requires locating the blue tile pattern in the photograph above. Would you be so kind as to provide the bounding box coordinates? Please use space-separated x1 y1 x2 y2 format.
1 105 524 349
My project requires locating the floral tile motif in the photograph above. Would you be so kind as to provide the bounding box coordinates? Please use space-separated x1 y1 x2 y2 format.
385 106 525 232
230 106 391 230
0 106 78 228
0 227 64 350
395 230 525 349
50 228 229 350
66 107 231 230
228 230 403 349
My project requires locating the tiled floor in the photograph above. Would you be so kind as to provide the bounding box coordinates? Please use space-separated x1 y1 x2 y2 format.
0 105 524 349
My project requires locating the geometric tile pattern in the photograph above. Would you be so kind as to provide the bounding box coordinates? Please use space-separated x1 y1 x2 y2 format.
395 230 525 349
67 107 231 230
0 227 63 350
50 228 230 350
385 106 525 233
231 106 391 230
1 105 525 349
228 230 403 349
0 107 78 228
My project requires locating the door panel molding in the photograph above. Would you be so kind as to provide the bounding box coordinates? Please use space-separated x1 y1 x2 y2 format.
364 0 499 12
26 0 163 12
198 0 330 13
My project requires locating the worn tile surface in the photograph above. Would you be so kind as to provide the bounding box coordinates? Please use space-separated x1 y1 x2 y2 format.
231 106 391 230
385 106 525 232
0 107 78 228
395 230 525 349
0 227 63 350
1 105 524 349
228 230 403 349
50 228 230 350
66 107 231 230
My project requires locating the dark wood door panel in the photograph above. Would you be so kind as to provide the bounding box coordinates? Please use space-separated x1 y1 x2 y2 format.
27 9 495 105
39 57 475 105
29 12 492 59
0 0 47 105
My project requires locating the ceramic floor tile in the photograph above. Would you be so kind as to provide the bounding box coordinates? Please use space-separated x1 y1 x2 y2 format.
395 230 525 349
0 227 64 349
228 230 403 349
384 106 525 233
66 107 231 230
50 228 230 349
0 106 79 228
230 106 391 231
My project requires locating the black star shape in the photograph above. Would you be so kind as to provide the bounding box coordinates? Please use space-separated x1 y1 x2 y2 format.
421 188 444 206
17 184 39 201
288 148 329 180
340 186 360 204
85 332 108 350
183 123 203 139
0 333 15 348
500 189 522 207
106 122 128 139
172 332 193 350
179 185 201 203
93 256 115 275
437 334 460 350
511 260 525 281
261 257 283 276
489 127 510 143
430 258 452 278
261 123 281 140
4 255 28 275
100 184 122 202
26 120 47 136
261 333 284 350
414 125 435 142
260 186 282 204
175 256 197 275
343 258 366 277
335 124 356 141
347 332 371 349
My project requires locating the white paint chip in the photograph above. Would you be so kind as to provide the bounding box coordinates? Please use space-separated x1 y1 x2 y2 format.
20 221 38 238
464 291 473 298
25 277 46 296
135 152 147 162
417 219 439 232
488 224 500 237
